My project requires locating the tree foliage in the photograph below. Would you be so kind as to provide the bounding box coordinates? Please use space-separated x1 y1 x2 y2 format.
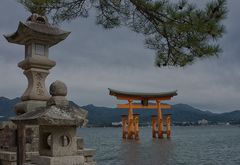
18 0 227 67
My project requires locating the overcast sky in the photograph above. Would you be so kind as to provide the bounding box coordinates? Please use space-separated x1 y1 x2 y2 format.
0 0 240 112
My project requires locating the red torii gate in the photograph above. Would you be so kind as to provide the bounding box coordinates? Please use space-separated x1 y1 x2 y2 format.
108 88 177 140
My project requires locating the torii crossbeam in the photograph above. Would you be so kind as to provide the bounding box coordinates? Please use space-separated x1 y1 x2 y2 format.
108 88 177 140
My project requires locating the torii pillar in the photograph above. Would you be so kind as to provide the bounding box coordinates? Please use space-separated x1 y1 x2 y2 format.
156 100 163 138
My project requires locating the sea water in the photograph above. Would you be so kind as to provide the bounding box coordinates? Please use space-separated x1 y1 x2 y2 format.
77 126 240 165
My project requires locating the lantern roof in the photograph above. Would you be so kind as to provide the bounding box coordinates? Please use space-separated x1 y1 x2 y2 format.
11 105 86 126
4 14 70 47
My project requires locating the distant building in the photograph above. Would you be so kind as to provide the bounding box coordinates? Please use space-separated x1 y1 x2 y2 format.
198 119 208 125
111 121 123 127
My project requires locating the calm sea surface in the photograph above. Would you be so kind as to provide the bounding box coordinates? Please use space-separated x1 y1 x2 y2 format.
77 126 240 165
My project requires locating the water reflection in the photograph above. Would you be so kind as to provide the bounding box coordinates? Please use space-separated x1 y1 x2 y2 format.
119 137 174 165
120 140 141 165
79 126 240 165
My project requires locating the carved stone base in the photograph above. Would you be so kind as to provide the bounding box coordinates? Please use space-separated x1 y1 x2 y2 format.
0 151 38 165
28 148 96 165
31 155 85 165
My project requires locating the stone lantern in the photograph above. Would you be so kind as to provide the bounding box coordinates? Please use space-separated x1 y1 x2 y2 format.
4 13 70 115
3 14 95 165
12 81 95 165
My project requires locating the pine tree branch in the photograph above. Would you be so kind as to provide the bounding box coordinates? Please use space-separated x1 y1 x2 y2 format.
17 0 227 67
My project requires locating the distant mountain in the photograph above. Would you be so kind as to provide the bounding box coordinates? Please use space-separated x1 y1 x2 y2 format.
84 104 240 126
0 97 240 125
82 104 127 126
170 104 217 122
216 110 240 123
0 97 20 121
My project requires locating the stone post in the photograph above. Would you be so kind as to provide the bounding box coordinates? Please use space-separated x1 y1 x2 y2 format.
17 124 26 165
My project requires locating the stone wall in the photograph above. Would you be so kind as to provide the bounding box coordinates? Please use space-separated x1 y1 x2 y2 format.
0 122 38 152
0 122 17 152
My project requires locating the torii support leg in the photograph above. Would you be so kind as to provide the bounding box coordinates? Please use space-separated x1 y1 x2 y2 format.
133 114 140 140
157 100 163 138
121 115 127 139
152 115 157 138
166 114 171 138
127 100 134 139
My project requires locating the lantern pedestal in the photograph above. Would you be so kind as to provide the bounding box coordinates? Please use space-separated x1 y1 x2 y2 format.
12 81 95 165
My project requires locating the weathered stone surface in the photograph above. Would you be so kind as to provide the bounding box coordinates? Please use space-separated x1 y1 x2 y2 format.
47 81 69 109
12 80 87 126
12 79 92 164
25 152 39 161
39 126 77 157
20 69 51 102
0 151 37 165
84 162 97 165
4 13 70 47
2 13 96 165
0 151 38 161
27 14 49 25
0 123 38 152
12 105 86 126
0 122 17 151
49 81 67 97
0 121 16 130
77 149 96 157
15 100 47 115
12 80 88 126
84 156 93 162
31 155 85 165
77 137 84 150
0 151 17 161
18 56 56 70
4 11 69 116
47 96 69 108
0 160 16 165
